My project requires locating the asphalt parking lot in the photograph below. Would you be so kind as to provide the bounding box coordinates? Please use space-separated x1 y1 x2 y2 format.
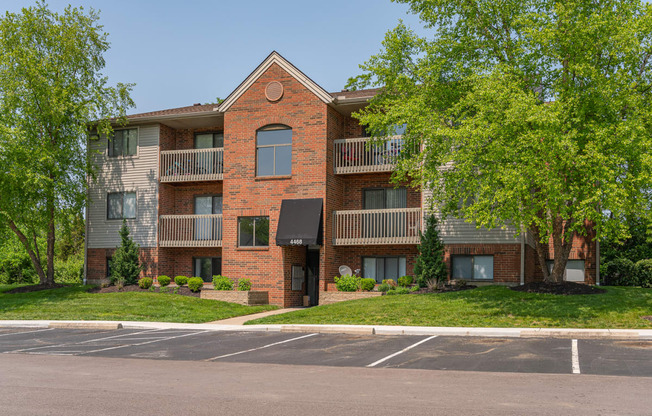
1 327 651 377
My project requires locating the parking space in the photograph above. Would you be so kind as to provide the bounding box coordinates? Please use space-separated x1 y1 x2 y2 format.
1 327 651 377
578 339 652 377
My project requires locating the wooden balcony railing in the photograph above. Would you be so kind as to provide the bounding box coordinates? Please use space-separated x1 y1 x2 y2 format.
160 148 223 182
333 208 422 245
333 136 403 174
159 214 223 247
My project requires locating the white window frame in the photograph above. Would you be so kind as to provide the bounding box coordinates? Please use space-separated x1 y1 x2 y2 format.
107 191 137 220
108 127 139 157
237 216 270 247
256 125 292 177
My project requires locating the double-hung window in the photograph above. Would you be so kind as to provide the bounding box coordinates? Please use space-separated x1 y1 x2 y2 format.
452 256 494 280
107 192 137 220
108 128 138 157
238 217 269 247
256 125 292 176
363 256 407 283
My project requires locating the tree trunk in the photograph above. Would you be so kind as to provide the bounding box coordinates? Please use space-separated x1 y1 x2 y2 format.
5 219 47 284
45 183 56 286
531 216 575 284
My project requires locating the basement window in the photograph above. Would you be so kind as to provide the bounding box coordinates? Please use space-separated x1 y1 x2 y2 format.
452 256 494 280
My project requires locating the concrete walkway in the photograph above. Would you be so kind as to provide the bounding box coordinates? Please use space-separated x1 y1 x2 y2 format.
207 308 304 325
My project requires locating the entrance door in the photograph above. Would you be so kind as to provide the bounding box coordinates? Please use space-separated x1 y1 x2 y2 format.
306 249 320 306
194 196 222 240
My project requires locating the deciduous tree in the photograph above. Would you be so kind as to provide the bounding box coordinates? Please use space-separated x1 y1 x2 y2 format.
349 0 652 282
0 2 133 286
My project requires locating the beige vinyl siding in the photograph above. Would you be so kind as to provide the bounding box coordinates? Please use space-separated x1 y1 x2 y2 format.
422 186 520 244
87 124 158 248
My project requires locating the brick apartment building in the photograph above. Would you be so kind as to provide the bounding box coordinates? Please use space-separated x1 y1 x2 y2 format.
85 52 598 307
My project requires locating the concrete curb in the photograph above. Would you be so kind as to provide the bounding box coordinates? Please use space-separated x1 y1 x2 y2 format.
1 320 651 340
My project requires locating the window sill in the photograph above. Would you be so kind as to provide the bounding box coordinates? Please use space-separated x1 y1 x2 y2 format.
255 175 292 181
235 247 270 251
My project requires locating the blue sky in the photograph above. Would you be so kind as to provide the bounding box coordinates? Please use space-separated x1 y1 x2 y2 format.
3 1 428 113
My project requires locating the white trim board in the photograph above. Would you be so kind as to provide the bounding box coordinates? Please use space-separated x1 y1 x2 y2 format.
218 51 333 112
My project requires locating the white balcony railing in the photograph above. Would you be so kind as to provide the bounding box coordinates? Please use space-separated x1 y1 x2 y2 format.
159 214 223 247
333 208 422 245
160 148 223 182
333 136 403 174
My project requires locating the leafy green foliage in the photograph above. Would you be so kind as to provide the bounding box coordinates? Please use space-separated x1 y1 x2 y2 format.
157 276 171 287
348 0 652 283
414 215 448 288
0 2 133 285
174 276 188 286
110 221 142 286
138 277 153 289
377 282 391 293
237 278 252 291
360 278 376 291
603 258 638 286
397 275 414 287
386 287 411 295
334 274 361 292
601 216 652 266
635 259 652 288
188 277 203 293
212 275 234 291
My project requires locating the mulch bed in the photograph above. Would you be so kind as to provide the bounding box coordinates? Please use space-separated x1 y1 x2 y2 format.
87 285 200 298
510 282 606 295
642 316 652 323
411 285 478 294
4 283 66 294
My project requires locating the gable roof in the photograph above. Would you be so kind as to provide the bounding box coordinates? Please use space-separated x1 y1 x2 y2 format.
217 51 334 112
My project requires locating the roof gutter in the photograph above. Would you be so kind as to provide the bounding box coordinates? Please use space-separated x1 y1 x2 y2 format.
121 110 223 125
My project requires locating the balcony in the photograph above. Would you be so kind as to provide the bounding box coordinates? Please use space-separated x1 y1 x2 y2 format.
333 136 403 175
332 208 421 245
159 148 223 182
159 214 223 247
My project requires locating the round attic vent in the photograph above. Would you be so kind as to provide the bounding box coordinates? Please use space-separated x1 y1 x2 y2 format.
265 81 284 102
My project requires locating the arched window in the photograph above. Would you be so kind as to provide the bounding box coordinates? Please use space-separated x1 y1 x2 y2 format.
256 125 292 176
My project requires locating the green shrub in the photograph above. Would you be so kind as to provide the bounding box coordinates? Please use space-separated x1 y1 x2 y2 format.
159 286 170 294
138 277 153 289
382 279 397 287
54 255 84 284
238 278 252 291
394 287 411 295
603 258 638 286
110 220 143 285
378 282 391 293
397 275 413 287
414 214 447 288
334 274 361 292
360 278 376 291
635 259 652 288
213 275 234 291
174 276 188 286
157 275 171 287
188 277 203 292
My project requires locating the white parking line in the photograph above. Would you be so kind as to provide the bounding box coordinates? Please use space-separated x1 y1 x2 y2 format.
77 329 165 344
572 339 581 374
0 328 54 337
6 329 169 354
79 330 210 355
367 336 438 368
205 333 318 362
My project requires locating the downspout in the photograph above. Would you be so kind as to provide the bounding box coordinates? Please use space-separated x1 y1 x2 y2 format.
596 239 600 285
520 231 525 285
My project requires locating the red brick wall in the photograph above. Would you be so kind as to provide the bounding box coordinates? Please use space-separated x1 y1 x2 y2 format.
221 62 328 306
157 247 222 280
159 182 223 216
87 248 158 284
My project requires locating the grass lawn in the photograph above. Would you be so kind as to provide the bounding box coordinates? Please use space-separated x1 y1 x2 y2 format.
248 286 652 329
0 284 277 323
